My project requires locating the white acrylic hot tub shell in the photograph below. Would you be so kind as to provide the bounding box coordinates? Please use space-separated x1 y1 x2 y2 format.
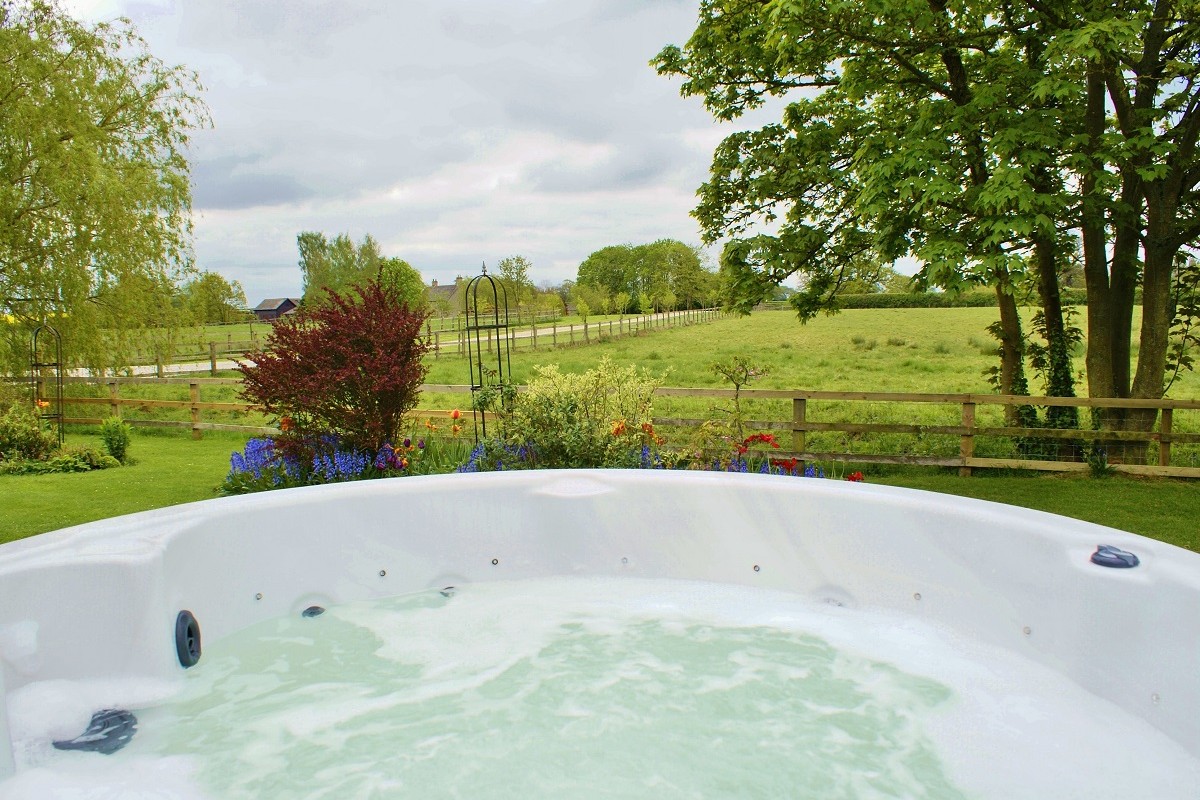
1 469 1197 780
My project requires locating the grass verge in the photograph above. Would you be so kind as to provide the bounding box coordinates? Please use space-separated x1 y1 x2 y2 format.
0 430 236 544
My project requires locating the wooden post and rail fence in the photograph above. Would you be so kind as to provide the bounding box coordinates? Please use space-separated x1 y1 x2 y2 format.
128 308 724 376
52 378 1200 478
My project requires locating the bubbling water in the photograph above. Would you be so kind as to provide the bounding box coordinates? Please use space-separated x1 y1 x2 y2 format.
5 577 1198 799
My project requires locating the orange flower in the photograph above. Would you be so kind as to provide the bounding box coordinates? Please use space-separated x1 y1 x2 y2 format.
450 408 462 420
451 424 462 435
400 457 409 469
425 419 438 431
641 422 655 436
35 399 50 409
610 419 627 437
279 415 293 432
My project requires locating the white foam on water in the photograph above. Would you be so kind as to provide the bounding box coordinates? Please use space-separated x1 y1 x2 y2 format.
1 577 1196 799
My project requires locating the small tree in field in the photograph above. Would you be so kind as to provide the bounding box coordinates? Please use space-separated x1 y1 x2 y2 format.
238 279 430 453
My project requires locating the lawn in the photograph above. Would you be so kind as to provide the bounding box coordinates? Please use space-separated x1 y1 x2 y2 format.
0 430 235 543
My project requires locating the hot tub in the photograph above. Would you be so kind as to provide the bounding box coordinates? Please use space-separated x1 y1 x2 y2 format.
1 470 1197 797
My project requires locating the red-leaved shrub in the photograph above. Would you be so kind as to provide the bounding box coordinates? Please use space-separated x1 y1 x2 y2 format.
238 279 430 453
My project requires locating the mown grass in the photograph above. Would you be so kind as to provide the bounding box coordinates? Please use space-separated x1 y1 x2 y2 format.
0 430 236 544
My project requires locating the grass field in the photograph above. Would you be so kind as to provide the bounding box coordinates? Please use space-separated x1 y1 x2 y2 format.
8 307 1199 549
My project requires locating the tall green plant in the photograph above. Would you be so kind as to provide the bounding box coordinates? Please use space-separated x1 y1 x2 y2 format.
100 416 133 463
504 358 663 468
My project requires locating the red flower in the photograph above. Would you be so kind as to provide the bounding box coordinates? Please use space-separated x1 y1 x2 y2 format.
279 415 294 432
742 433 780 449
846 471 865 482
450 409 462 420
771 457 799 472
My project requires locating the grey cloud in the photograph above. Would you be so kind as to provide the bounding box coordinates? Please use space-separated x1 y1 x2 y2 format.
79 0 722 303
190 153 316 210
526 136 694 194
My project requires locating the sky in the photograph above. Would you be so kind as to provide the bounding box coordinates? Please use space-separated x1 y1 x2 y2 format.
60 0 775 305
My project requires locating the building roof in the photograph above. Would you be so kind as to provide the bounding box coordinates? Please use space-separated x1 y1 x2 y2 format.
254 297 302 311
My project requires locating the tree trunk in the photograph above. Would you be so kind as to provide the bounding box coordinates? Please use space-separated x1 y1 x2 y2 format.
1032 235 1080 437
994 283 1033 426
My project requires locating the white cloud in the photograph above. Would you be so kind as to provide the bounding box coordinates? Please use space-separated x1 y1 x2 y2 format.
59 0 758 302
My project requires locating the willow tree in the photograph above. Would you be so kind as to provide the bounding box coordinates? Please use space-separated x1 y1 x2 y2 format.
0 1 208 374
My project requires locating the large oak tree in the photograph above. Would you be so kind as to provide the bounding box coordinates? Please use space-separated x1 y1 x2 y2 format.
655 0 1200 437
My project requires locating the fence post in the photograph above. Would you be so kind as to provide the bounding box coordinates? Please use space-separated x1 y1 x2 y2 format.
108 380 120 419
960 401 976 477
156 356 164 379
1159 407 1173 467
433 331 440 358
532 321 538 350
189 382 202 440
792 397 806 471
209 342 218 376
552 322 557 347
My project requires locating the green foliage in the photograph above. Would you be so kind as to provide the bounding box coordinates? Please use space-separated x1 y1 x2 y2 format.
835 289 1087 310
299 232 425 309
379 257 427 310
577 240 715 312
1165 256 1200 395
495 255 536 313
0 0 208 375
503 358 664 468
183 272 249 325
0 446 118 475
1086 446 1116 478
705 355 770 444
99 416 132 463
0 403 56 461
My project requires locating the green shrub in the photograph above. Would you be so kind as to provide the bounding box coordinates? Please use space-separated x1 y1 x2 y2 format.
100 416 133 463
0 447 118 475
0 403 57 462
504 357 664 468
835 288 1091 309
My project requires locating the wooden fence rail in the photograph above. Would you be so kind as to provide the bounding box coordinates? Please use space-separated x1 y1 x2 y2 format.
118 308 724 376
52 379 1200 478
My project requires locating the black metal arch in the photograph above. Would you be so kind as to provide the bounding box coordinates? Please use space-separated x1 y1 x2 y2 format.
30 324 64 448
464 263 512 441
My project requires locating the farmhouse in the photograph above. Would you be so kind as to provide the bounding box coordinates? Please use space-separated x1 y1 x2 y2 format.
253 297 302 321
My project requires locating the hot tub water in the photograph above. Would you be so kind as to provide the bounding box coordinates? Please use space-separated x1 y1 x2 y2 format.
4 577 1196 799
